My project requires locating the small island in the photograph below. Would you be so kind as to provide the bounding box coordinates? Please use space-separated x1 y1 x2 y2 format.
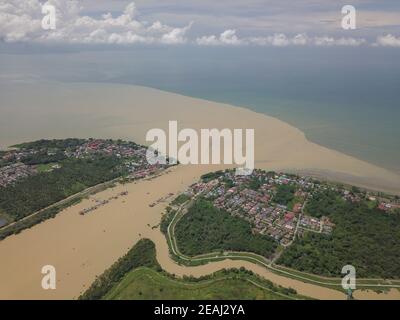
0 138 170 238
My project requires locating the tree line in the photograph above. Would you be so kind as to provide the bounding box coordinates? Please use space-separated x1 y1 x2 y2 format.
80 239 161 300
0 155 125 221
175 199 277 258
277 190 400 278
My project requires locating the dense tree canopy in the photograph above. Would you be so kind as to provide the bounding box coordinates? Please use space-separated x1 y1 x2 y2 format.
274 184 296 205
175 199 277 258
80 239 161 300
0 155 125 220
277 190 400 278
12 138 86 150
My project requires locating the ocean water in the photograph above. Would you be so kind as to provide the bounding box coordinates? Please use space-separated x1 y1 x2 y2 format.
101 46 400 174
1 46 399 173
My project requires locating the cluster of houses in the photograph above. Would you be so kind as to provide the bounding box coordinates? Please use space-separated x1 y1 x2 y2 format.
298 215 335 234
66 140 140 159
185 170 336 246
0 147 43 187
1 148 37 163
342 190 362 202
343 191 400 213
67 140 168 178
0 163 37 187
377 201 400 212
0 139 169 188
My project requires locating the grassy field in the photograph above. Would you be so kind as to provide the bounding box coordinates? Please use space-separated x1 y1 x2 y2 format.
36 163 59 173
104 267 292 300
81 239 302 300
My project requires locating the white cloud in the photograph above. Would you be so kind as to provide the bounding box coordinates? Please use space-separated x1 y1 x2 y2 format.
0 0 43 42
248 34 292 47
0 1 398 48
196 35 219 46
122 1 400 37
292 34 308 46
0 0 191 44
197 30 366 47
196 29 242 46
375 34 400 47
313 36 366 47
161 22 193 44
219 29 242 45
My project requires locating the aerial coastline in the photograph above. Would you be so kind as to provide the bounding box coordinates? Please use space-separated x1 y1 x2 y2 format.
1 82 399 194
0 83 400 300
0 164 399 300
2 0 400 308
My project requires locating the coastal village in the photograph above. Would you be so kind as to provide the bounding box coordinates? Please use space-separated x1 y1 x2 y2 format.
0 163 37 188
182 170 400 246
1 139 399 230
0 139 168 188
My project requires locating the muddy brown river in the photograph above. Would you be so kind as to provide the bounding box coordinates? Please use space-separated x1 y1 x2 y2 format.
0 165 398 300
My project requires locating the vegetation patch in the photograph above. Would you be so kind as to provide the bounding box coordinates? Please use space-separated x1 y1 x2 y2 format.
0 156 125 221
201 170 225 182
80 239 161 300
274 184 296 206
174 199 277 258
104 267 300 300
81 238 301 300
277 190 400 278
160 207 176 235
171 194 191 206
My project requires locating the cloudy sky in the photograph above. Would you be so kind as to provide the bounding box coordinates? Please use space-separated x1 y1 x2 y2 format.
1 0 400 47
1 1 399 170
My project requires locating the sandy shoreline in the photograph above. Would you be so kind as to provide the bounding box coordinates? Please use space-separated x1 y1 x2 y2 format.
0 82 399 300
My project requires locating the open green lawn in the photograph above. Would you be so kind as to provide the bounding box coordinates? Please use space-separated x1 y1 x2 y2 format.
104 267 290 300
36 162 58 173
81 239 302 300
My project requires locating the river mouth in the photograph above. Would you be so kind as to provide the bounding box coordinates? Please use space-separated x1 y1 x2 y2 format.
0 84 399 300
0 164 399 300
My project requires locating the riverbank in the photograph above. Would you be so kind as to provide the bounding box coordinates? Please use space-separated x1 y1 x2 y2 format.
0 83 400 300
163 196 400 299
0 164 399 300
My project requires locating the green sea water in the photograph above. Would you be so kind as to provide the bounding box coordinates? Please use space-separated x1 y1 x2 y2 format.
1 46 399 173
103 46 400 174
